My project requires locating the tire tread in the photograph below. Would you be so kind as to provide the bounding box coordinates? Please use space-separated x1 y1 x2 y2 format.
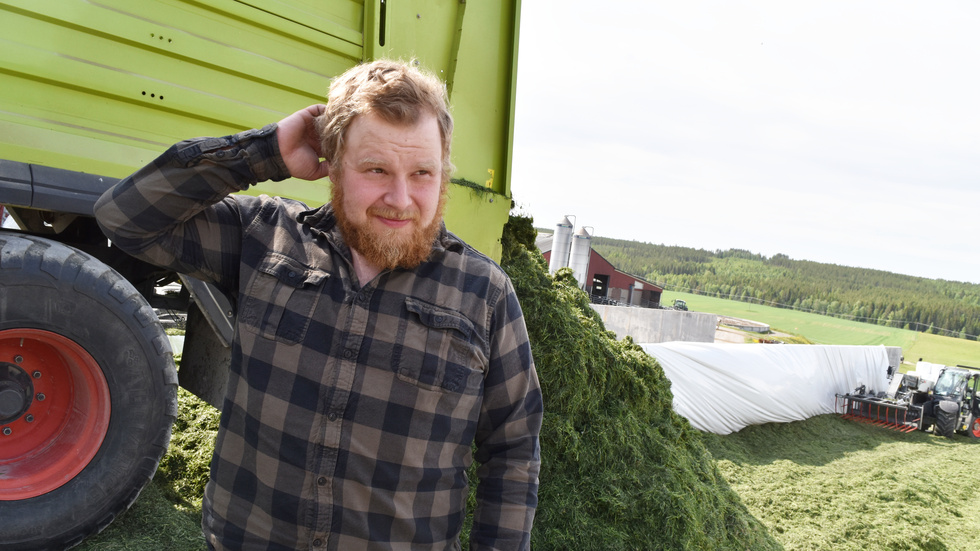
0 233 178 551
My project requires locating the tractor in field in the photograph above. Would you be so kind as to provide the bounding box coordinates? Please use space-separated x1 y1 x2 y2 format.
836 362 980 438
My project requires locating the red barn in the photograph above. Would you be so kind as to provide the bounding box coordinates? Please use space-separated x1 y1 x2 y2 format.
537 234 663 308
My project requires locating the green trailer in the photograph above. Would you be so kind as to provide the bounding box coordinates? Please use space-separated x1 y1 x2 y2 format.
0 1 521 548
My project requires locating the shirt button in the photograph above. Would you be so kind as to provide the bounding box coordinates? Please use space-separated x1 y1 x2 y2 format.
328 412 338 422
317 476 327 486
313 538 324 547
343 349 354 359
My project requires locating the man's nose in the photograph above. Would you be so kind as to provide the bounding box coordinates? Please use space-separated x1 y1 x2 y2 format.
383 176 412 211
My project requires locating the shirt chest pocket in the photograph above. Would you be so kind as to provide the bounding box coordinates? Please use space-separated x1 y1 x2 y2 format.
394 298 487 394
239 255 328 344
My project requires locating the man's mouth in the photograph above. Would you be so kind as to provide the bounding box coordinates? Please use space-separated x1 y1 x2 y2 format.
369 207 418 229
377 216 412 229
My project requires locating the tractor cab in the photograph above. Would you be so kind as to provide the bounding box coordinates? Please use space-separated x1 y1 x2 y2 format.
933 368 970 399
927 366 980 438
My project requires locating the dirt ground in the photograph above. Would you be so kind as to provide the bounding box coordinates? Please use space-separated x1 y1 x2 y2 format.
713 320 794 344
714 325 752 343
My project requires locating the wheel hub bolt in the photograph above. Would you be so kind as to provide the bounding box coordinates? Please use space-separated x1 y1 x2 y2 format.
13 356 23 364
36 393 45 401
32 371 41 379
2 427 11 436
25 414 34 423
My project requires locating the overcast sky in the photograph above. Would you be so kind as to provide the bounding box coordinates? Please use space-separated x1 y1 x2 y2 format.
510 1 980 284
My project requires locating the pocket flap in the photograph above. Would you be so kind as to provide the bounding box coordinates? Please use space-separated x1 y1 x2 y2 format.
255 254 328 287
404 298 474 339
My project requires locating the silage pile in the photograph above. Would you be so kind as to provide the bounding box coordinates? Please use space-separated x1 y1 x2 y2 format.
499 215 778 550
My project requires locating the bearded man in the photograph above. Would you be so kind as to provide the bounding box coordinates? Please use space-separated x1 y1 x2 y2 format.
95 59 541 551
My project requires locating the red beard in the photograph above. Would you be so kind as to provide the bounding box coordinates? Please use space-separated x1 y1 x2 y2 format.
331 180 446 272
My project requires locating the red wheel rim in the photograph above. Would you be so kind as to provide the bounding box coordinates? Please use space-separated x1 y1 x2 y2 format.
972 417 980 439
0 329 110 500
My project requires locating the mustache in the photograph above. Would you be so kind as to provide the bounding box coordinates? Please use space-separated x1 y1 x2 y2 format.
367 206 419 221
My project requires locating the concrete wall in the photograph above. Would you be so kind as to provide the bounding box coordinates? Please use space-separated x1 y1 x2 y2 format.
591 305 904 368
591 305 718 344
719 316 770 333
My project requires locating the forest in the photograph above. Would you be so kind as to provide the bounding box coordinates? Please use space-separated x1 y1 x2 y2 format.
588 236 980 342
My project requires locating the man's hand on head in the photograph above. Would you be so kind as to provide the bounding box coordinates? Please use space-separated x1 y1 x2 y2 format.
277 105 331 181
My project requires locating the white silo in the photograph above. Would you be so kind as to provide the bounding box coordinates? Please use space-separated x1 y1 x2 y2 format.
548 215 575 274
568 226 593 290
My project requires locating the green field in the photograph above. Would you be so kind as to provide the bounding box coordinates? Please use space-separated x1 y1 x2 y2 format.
703 414 980 551
661 289 980 549
662 290 980 368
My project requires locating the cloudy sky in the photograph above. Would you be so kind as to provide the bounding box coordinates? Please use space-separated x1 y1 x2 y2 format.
510 1 980 284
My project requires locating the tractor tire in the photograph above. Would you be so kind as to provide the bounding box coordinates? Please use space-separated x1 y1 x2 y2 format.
0 233 177 550
934 403 957 439
968 415 980 440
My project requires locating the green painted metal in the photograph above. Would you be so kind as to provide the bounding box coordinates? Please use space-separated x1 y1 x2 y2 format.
0 0 520 259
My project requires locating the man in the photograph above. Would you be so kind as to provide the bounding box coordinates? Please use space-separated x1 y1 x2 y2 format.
95 60 541 550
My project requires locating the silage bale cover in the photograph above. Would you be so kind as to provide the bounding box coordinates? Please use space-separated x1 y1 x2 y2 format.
641 343 891 435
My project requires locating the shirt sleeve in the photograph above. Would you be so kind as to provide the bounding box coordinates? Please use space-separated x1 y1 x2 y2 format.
470 278 543 550
93 124 289 290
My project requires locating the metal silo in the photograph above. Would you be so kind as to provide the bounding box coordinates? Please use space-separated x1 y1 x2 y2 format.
568 225 593 290
548 215 574 274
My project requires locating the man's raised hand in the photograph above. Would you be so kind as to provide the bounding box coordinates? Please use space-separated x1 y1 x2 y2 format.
277 105 331 181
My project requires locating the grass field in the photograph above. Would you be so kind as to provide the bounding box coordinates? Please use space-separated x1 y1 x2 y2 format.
704 414 980 551
665 290 980 548
662 290 980 368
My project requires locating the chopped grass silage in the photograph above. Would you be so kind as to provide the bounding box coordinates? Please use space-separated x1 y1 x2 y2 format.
705 414 980 551
73 481 204 551
75 387 216 551
500 215 779 550
155 386 221 515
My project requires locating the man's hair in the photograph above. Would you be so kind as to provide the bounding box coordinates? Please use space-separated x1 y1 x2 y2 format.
318 59 454 183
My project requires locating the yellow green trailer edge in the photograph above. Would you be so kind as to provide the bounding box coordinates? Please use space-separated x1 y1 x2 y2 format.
0 1 521 548
0 0 519 258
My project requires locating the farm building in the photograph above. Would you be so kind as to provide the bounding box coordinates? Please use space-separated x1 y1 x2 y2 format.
537 225 663 308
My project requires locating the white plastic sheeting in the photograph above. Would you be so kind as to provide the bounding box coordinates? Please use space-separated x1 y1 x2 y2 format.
909 361 945 385
640 343 891 435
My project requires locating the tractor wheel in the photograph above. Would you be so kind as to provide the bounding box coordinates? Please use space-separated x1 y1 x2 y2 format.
0 233 177 550
934 404 957 439
968 415 980 440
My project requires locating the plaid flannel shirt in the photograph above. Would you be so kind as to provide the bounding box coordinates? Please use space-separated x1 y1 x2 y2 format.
94 125 542 550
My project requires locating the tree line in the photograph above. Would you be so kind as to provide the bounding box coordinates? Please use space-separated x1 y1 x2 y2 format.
589 237 980 341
